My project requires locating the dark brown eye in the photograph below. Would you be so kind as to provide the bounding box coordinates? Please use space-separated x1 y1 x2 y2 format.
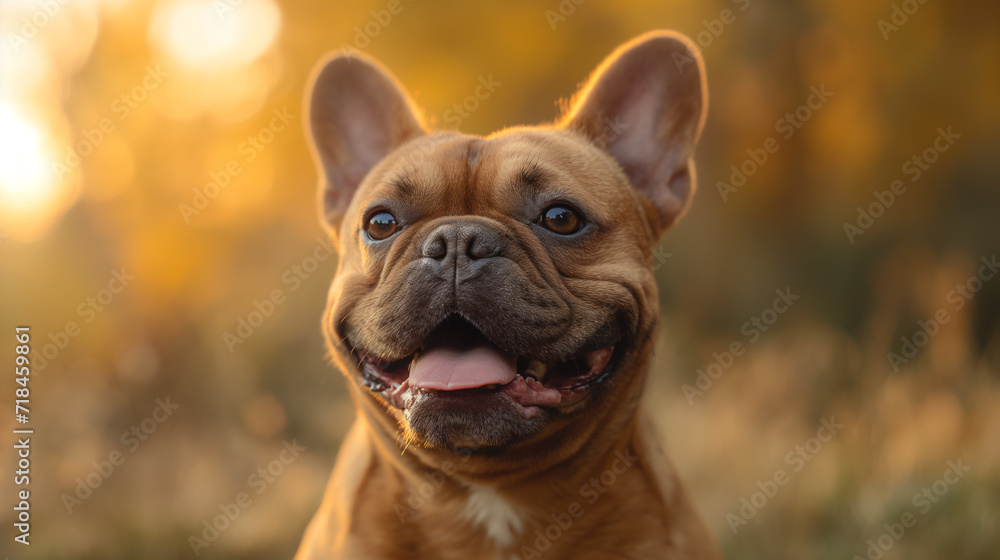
366 211 399 240
540 205 581 235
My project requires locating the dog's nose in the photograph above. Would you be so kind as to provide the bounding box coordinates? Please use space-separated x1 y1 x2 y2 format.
421 222 502 263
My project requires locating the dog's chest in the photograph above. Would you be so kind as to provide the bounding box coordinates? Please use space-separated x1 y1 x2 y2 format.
462 484 524 553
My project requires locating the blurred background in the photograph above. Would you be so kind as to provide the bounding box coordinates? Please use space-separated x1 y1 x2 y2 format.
1 0 998 558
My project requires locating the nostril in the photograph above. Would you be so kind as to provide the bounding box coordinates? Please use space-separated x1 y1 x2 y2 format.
466 235 500 260
420 223 502 262
422 234 448 259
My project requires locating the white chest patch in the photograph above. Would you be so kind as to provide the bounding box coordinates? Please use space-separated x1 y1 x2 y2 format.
463 485 523 548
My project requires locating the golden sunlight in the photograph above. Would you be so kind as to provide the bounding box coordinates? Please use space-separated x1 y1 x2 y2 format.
147 0 284 122
0 104 77 241
149 0 281 73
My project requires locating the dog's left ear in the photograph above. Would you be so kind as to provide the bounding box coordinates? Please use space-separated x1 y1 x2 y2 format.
563 31 707 234
307 53 425 238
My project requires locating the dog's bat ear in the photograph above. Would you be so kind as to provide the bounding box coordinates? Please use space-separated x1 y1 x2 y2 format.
307 53 425 236
562 31 707 234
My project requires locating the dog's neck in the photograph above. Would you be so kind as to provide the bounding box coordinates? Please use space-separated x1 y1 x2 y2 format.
350 397 653 556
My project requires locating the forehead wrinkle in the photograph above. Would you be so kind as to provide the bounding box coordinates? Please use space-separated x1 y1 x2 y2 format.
386 132 460 197
435 137 483 214
512 150 547 199
419 136 475 215
385 173 416 199
466 138 484 179
465 138 488 211
398 137 457 203
486 137 558 202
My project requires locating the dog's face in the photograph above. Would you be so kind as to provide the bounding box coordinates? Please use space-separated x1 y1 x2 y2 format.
306 32 706 463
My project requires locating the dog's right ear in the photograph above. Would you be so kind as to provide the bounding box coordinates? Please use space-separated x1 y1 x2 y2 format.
307 53 425 237
562 32 707 235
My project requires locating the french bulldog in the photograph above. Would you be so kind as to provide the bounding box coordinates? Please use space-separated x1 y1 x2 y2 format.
295 31 721 560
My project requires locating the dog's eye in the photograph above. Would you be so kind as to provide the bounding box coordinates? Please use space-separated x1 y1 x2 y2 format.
539 205 581 235
365 211 399 240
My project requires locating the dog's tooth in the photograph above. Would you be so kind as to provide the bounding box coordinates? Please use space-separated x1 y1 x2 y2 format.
523 360 547 381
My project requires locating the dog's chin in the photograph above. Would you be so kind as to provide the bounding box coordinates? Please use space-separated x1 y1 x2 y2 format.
404 388 549 449
345 315 622 451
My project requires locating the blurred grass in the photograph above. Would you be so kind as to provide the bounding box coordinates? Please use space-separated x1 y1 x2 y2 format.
1 0 998 558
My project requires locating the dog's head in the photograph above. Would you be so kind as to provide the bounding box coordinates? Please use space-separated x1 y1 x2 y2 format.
306 32 706 473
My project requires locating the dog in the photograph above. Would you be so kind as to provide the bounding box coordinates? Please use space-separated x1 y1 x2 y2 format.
295 31 721 560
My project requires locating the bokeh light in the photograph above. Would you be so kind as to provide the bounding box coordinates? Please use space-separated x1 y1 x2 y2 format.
0 104 76 241
148 0 283 122
149 0 280 73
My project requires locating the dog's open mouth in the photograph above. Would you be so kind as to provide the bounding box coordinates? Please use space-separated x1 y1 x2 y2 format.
353 316 617 418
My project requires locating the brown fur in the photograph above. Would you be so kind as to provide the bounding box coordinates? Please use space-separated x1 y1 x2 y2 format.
296 31 722 559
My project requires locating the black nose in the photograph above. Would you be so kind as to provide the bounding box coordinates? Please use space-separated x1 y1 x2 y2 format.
422 222 502 260
421 221 503 281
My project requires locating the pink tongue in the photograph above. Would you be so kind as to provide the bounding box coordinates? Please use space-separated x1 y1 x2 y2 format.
409 343 517 391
